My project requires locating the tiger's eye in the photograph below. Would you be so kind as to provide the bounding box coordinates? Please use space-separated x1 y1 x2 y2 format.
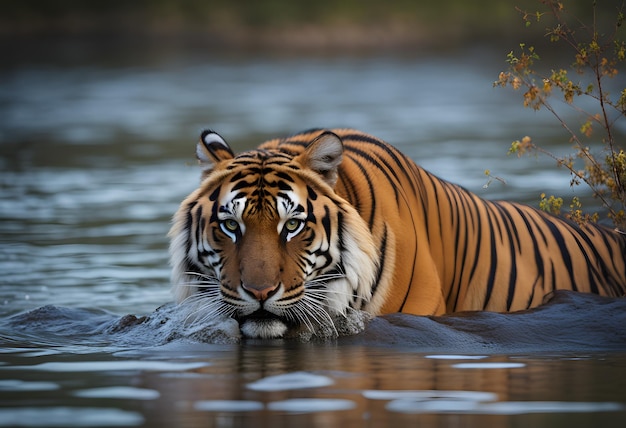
223 219 239 232
284 219 301 232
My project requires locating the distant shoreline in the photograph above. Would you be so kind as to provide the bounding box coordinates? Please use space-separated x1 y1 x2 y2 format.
1 0 618 66
0 22 543 69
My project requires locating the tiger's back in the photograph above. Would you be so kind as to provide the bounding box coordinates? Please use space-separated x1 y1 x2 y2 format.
259 128 626 315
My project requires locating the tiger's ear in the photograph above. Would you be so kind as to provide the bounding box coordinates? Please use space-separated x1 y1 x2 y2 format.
196 130 234 174
297 131 344 187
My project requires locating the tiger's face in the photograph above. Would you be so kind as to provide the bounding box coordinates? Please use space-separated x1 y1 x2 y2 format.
169 131 379 339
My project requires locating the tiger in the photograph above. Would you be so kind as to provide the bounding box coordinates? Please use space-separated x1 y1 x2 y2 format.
168 128 626 339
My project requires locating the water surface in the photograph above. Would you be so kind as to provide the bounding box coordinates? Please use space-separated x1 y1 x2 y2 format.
1 50 625 427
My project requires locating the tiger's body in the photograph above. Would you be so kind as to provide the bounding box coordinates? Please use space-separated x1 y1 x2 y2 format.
169 128 626 338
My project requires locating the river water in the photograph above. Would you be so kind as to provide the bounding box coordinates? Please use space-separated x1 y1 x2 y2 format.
1 47 625 427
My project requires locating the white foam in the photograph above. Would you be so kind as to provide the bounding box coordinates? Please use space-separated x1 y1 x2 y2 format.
480 401 625 415
247 372 334 391
452 362 526 369
267 399 356 413
0 407 144 427
386 399 625 414
194 400 264 412
425 355 487 360
363 389 498 402
387 399 481 414
73 386 160 400
5 360 209 373
0 379 59 391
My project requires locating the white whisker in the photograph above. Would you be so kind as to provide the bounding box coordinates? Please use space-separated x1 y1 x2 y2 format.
173 263 359 339
176 282 238 328
305 288 359 299
285 304 316 333
306 273 346 285
298 293 338 336
306 287 354 305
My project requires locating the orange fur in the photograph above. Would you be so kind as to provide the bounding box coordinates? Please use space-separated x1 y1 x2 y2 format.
169 128 626 338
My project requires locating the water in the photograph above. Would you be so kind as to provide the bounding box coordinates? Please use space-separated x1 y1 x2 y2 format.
1 47 625 427
1 293 625 427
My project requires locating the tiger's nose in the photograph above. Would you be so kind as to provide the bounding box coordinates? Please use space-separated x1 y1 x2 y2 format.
242 283 279 301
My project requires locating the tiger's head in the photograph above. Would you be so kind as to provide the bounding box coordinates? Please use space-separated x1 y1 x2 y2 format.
168 130 379 339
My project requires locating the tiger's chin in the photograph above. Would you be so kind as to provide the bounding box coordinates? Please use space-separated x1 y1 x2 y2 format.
238 310 290 339
240 318 289 339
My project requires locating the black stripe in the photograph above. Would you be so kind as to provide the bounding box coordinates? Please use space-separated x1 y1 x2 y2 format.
571 222 625 295
421 172 445 246
275 171 296 183
208 187 220 201
447 185 473 309
550 261 557 292
306 197 317 225
306 185 318 201
344 145 401 202
397 200 420 313
448 186 462 300
344 153 377 231
511 204 546 308
184 200 198 257
343 133 418 196
370 224 388 299
195 204 205 256
337 167 360 213
308 207 335 274
465 195 484 300
540 214 577 291
321 205 332 244
567 226 600 294
592 225 626 295
482 202 501 310
229 170 250 183
231 179 253 191
493 203 519 311
526 274 541 308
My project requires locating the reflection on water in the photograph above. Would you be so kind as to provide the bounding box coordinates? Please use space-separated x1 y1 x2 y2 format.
1 344 625 427
1 51 626 426
1 292 625 426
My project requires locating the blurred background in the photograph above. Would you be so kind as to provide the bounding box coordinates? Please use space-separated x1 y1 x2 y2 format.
0 0 624 314
2 5 626 426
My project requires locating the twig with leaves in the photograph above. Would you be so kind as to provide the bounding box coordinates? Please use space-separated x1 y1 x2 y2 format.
494 0 626 230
